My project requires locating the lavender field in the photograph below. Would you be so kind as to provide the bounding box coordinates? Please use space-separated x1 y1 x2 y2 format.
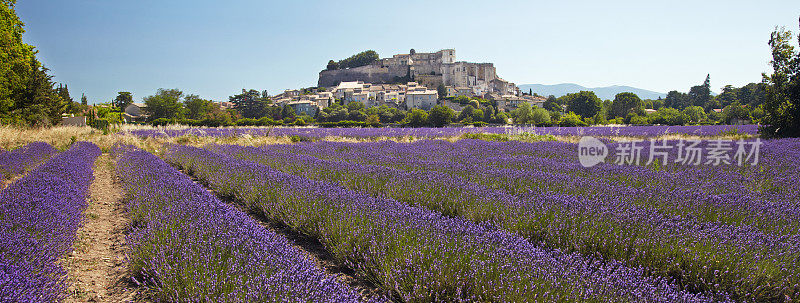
1 126 797 302
126 124 759 139
193 136 799 302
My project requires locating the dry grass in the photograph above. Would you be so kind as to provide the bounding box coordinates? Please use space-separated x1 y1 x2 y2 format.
0 125 759 153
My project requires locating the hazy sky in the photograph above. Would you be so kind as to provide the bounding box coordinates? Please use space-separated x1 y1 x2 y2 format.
16 0 800 103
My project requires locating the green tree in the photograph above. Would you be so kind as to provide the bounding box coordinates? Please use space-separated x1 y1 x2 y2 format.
80 93 88 106
565 91 602 118
513 102 533 124
347 101 365 112
723 102 751 124
530 107 551 125
326 60 339 70
437 84 448 98
0 0 35 119
558 112 586 127
688 74 712 108
483 105 495 122
184 94 215 120
113 91 133 109
365 114 380 126
611 92 643 118
0 1 64 126
428 105 455 127
348 109 367 121
17 58 64 126
716 85 740 108
143 88 184 121
738 83 767 107
650 107 687 125
664 91 690 109
56 84 72 107
281 103 296 120
406 108 429 127
682 106 707 124
494 111 509 124
230 89 267 119
543 95 561 112
471 108 484 122
761 23 800 138
336 50 379 69
458 105 476 122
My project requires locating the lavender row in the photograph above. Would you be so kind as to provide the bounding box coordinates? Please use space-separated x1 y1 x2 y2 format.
290 139 800 232
0 142 101 302
167 144 721 302
0 142 57 181
126 124 758 138
114 147 366 302
213 142 799 301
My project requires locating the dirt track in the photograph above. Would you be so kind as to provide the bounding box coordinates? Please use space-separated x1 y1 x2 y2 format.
64 155 138 302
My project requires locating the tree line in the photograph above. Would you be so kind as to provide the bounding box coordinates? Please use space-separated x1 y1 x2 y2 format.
0 0 87 126
507 77 768 127
326 50 380 70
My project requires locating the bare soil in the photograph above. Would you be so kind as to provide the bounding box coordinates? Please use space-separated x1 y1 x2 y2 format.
64 155 139 302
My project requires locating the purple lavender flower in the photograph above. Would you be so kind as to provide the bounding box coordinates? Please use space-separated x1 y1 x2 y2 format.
165 144 723 302
0 142 101 302
115 147 370 302
0 142 57 180
208 138 799 301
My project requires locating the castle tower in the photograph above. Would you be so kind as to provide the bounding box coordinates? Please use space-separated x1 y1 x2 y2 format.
440 49 455 64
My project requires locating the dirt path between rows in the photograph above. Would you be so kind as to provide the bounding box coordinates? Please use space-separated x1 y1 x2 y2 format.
65 155 138 302
183 172 391 302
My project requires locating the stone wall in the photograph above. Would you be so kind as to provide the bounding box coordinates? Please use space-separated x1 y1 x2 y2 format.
318 64 408 87
415 74 444 89
318 49 508 94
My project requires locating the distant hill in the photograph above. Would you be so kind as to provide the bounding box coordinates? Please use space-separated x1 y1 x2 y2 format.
518 83 667 100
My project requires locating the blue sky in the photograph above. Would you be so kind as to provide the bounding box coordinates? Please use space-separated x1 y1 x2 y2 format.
16 0 800 103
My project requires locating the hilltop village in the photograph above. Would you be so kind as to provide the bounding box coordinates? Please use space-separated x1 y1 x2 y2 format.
264 49 544 117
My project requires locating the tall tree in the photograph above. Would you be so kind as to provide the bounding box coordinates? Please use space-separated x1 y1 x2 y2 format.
17 58 64 126
513 102 533 124
761 21 800 138
437 84 447 98
610 92 643 118
715 85 739 109
543 95 560 112
80 93 88 106
143 88 184 121
281 103 295 120
687 74 712 109
0 0 33 117
184 94 215 120
230 89 267 119
56 84 74 113
565 91 602 119
113 92 133 109
1 0 64 126
664 91 691 109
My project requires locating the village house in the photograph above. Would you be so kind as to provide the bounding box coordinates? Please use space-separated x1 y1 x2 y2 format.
405 90 438 111
123 103 149 123
288 100 318 116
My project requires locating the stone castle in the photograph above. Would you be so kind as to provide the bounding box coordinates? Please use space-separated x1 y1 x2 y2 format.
318 49 518 96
